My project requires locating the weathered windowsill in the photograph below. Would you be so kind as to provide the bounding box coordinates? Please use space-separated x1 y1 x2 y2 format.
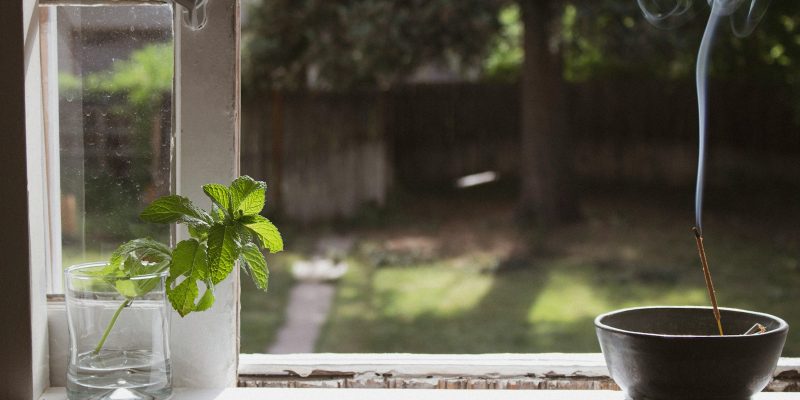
40 354 800 398
40 387 800 400
237 353 800 391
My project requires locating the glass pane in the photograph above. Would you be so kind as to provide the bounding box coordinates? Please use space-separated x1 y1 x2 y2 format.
240 2 800 356
41 3 174 293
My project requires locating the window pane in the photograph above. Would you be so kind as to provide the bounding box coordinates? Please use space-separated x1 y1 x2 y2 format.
240 2 800 355
41 3 174 293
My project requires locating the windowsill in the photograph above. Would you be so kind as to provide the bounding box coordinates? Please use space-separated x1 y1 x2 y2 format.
39 387 800 399
37 353 800 397
238 353 610 377
237 353 800 390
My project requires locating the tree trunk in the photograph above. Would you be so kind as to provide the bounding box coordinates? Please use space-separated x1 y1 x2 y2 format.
518 0 579 228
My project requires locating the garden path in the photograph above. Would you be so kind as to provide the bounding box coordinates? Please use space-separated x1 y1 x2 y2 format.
267 236 354 353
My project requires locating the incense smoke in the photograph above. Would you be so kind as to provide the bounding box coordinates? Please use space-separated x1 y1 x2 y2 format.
637 0 771 235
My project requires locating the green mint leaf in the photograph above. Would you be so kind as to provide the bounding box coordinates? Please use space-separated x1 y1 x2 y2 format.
170 239 209 284
114 279 140 298
115 277 159 298
122 255 140 275
137 247 171 265
140 195 212 226
240 215 284 253
188 223 209 241
82 264 123 278
110 238 171 270
168 277 199 317
203 183 232 215
235 222 253 243
240 243 269 291
194 287 215 311
210 204 227 222
229 176 266 217
206 224 239 284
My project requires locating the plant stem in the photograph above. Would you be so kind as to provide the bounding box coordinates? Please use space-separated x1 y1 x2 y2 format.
693 227 724 336
93 298 132 354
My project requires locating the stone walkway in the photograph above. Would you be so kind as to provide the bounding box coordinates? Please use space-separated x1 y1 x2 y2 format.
266 235 354 353
267 281 336 354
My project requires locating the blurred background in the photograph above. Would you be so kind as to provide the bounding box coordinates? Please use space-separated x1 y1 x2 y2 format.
53 0 799 355
238 0 799 355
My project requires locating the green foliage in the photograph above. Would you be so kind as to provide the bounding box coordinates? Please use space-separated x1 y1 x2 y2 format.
140 195 212 226
483 4 524 82
59 43 175 245
241 243 269 290
84 238 173 303
244 0 506 91
244 0 800 90
108 176 284 318
169 239 208 284
241 214 284 253
230 176 267 217
207 224 239 286
83 44 174 107
170 278 200 317
560 0 800 84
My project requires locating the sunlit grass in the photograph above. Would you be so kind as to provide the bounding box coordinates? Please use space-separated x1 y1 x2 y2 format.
374 262 494 318
242 185 800 355
316 256 715 353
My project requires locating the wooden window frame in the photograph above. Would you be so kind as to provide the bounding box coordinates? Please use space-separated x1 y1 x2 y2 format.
5 0 800 397
5 0 240 394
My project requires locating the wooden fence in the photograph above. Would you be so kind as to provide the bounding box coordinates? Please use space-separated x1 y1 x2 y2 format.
242 91 389 222
242 80 799 222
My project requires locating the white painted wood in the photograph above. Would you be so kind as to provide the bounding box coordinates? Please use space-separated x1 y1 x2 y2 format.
172 0 241 388
239 353 611 378
24 0 52 396
39 387 800 400
40 0 241 388
47 302 68 388
39 5 63 295
777 358 800 375
239 354 800 379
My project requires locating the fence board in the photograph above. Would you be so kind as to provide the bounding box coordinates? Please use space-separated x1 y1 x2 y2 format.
242 80 798 221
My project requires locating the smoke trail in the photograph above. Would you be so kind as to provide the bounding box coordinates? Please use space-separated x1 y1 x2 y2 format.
694 0 770 234
637 0 696 29
637 0 771 235
694 2 724 234
730 0 772 37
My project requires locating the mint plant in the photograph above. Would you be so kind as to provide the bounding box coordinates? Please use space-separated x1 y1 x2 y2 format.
91 176 283 353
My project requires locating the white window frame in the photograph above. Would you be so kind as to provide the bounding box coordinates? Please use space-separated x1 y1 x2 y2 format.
4 0 239 394
4 0 800 397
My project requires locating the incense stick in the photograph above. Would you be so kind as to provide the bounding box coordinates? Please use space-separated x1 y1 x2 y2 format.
693 227 724 336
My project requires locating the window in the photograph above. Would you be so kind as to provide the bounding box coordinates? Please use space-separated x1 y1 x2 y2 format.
236 0 800 358
11 0 240 392
5 0 799 397
40 2 174 295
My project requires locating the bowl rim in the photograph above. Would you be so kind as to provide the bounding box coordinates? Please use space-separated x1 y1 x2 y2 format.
595 305 789 339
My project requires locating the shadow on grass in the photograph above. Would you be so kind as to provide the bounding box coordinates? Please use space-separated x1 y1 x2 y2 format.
251 181 800 355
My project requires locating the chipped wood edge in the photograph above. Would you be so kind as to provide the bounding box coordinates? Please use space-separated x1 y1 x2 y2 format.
237 354 800 391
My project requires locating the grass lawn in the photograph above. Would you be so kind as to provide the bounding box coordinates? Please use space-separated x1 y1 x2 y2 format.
241 182 800 355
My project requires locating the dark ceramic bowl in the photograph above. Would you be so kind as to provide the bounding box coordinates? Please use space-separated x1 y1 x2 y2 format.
595 306 788 400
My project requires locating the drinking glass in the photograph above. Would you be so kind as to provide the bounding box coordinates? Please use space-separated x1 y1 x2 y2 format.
65 262 172 400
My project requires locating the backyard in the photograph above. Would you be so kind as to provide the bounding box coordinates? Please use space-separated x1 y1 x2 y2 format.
240 180 800 355
50 0 800 359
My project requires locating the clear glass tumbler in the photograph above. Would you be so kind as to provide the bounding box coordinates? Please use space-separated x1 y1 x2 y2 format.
65 262 172 400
